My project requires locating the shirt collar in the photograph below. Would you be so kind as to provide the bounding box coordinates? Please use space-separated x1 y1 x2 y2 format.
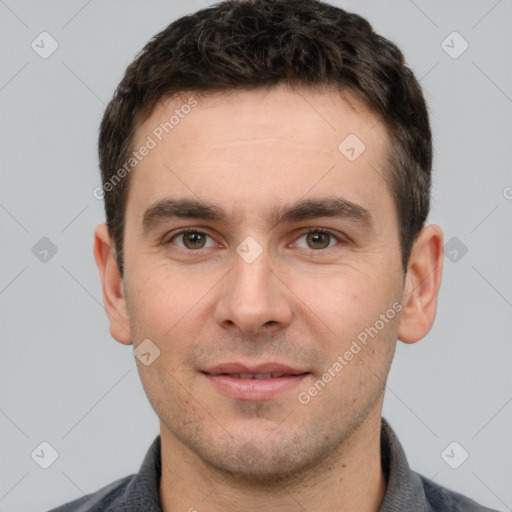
379 417 431 511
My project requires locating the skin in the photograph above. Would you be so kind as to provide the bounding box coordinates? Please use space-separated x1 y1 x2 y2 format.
94 84 443 512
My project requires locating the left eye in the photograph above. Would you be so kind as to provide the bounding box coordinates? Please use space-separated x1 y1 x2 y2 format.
294 230 341 250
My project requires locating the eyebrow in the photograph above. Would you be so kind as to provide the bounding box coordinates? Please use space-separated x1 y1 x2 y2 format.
141 196 373 235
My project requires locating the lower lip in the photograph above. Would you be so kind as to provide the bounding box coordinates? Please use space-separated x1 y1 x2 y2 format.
203 373 309 401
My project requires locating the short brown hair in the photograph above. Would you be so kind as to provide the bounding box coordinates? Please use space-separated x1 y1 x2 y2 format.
98 0 432 275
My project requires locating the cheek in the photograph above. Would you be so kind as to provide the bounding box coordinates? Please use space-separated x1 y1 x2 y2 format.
293 264 394 321
125 269 192 355
129 263 198 323
289 265 402 372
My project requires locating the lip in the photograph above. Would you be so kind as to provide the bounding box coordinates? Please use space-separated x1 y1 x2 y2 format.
204 362 308 375
202 362 310 401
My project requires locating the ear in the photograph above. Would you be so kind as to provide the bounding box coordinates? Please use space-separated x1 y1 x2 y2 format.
93 223 133 345
397 224 443 344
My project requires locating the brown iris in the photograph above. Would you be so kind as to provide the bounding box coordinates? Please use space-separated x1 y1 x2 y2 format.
182 232 207 249
306 231 331 249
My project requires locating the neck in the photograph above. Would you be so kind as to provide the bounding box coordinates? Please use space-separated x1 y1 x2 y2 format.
159 408 387 512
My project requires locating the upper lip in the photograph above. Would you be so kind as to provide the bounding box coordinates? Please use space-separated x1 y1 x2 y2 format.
203 362 309 376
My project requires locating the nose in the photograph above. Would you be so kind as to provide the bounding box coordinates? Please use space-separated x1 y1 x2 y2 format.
214 247 292 337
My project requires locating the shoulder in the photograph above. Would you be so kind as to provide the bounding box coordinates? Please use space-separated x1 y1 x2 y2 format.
47 434 162 512
46 474 135 512
415 471 500 512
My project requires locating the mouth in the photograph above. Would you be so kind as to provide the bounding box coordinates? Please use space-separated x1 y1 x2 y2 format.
201 363 310 400
207 372 302 379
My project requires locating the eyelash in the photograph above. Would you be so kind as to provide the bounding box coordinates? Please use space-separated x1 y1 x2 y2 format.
165 227 347 251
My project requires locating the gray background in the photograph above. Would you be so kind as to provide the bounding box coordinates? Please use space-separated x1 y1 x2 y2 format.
0 0 511 510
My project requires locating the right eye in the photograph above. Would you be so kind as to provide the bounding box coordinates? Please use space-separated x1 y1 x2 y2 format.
166 228 217 251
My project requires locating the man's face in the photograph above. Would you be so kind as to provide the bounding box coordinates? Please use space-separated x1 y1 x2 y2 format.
120 85 405 479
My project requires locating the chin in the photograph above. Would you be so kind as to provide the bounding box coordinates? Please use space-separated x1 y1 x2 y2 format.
205 451 311 484
188 428 338 485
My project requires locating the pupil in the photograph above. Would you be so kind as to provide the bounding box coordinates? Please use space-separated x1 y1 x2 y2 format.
186 233 204 248
308 232 329 249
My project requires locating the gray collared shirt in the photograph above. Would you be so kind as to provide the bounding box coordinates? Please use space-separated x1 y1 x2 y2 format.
48 417 498 511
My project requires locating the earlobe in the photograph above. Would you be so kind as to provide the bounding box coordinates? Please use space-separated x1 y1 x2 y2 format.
397 225 443 344
93 224 133 345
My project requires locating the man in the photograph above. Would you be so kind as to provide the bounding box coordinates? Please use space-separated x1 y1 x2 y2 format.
49 0 497 510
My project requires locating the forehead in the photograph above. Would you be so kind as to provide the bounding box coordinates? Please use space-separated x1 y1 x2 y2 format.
135 85 385 153
127 85 393 226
